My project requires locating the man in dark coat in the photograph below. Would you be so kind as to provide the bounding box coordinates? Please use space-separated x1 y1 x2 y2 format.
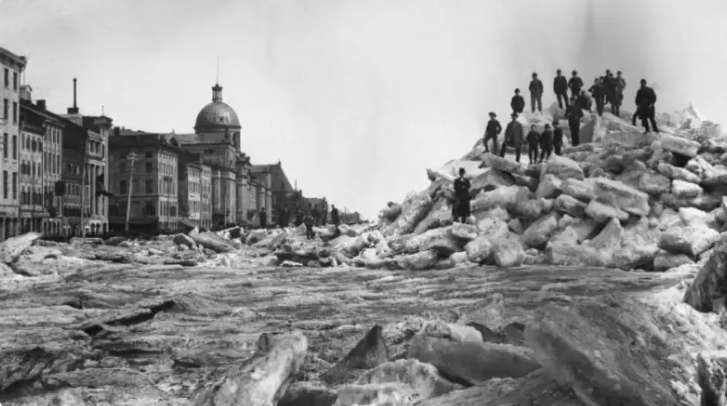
259 208 267 228
553 69 569 109
510 89 525 115
568 70 584 100
483 111 502 153
589 77 606 116
539 123 554 162
452 168 471 223
500 113 524 163
635 79 659 133
330 205 340 226
604 70 617 110
526 125 540 165
529 72 544 113
304 213 315 240
613 70 626 116
552 119 563 156
566 102 584 147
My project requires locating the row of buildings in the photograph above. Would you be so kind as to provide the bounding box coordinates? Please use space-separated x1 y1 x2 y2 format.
0 45 351 239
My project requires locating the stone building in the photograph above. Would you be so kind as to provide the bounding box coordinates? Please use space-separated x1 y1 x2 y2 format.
108 131 182 234
177 150 212 230
19 89 65 235
0 46 25 239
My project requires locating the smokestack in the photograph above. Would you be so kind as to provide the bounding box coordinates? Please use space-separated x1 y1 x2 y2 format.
67 77 79 114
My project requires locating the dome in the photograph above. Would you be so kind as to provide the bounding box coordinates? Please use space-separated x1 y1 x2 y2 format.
194 84 241 133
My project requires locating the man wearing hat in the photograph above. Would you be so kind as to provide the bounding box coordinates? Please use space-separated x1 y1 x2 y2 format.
568 70 584 100
500 113 524 163
529 72 544 113
553 69 569 109
482 111 502 153
613 70 626 116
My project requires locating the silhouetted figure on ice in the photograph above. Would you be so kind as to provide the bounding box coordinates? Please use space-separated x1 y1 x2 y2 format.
553 69 569 109
526 125 540 164
635 79 659 133
568 70 583 100
552 119 563 156
604 70 617 112
330 205 340 226
500 113 524 163
511 89 525 115
452 168 471 223
259 208 267 228
529 72 544 113
589 77 606 116
613 70 626 116
483 112 502 153
539 123 553 162
304 213 315 240
567 101 583 147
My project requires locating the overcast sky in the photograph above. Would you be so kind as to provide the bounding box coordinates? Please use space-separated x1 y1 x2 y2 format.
2 0 726 219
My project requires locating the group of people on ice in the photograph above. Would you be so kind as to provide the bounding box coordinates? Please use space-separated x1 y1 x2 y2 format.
483 68 660 164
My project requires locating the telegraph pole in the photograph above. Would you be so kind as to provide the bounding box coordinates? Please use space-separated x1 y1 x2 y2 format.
125 152 138 234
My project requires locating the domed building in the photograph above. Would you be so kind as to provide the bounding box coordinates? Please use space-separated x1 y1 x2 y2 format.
169 83 278 228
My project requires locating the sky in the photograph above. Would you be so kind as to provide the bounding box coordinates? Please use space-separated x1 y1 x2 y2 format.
2 0 727 219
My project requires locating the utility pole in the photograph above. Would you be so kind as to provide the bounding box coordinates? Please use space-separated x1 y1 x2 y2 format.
125 152 138 234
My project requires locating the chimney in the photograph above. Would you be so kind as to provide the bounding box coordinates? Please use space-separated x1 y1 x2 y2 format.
113 127 120 136
67 78 79 114
36 100 46 110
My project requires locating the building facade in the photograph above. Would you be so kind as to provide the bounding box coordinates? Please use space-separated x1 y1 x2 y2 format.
108 132 181 234
0 46 25 239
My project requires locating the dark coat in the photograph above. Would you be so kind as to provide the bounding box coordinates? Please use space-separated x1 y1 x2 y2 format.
511 95 525 113
568 76 584 93
567 105 584 123
485 118 502 136
529 79 544 95
454 177 471 201
526 130 540 146
589 83 605 100
554 75 568 93
553 127 563 146
635 86 657 108
505 121 524 146
540 129 553 149
331 208 340 225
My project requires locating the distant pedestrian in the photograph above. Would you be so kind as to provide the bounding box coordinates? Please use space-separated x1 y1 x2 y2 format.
526 125 540 164
320 205 327 225
568 70 583 100
635 78 659 133
553 69 569 109
566 102 583 147
613 71 626 116
483 111 502 153
604 70 617 111
259 208 267 228
304 213 315 240
529 73 543 113
589 77 606 116
452 168 471 223
331 205 340 226
539 123 553 162
500 113 524 163
510 89 525 115
552 119 563 156
311 205 320 226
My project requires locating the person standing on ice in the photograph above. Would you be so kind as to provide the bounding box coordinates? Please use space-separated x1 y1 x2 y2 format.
604 70 617 112
552 119 563 155
566 101 583 146
482 112 502 153
526 125 540 164
330 205 340 227
510 88 525 115
589 77 606 116
304 211 315 240
539 123 554 162
259 208 267 229
500 113 524 163
553 69 569 109
568 70 583 100
613 71 626 116
529 72 544 113
452 168 471 223
635 79 659 133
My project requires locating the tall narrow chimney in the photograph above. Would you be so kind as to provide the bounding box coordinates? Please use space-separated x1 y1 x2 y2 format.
67 77 79 114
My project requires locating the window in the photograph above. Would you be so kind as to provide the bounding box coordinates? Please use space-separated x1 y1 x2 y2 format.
12 102 17 124
12 72 17 91
145 151 152 158
120 180 127 194
3 171 7 199
170 205 177 216
31 139 36 152
145 162 152 173
143 202 155 216
2 133 6 158
12 173 16 200
119 161 125 171
3 99 7 120
145 179 153 193
2 69 7 88
12 135 16 159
